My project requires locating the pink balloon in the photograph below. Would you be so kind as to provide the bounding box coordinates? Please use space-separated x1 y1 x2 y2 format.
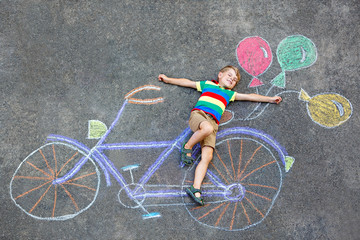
236 36 273 86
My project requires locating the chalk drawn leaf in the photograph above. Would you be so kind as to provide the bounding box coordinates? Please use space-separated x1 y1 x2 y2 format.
88 120 108 139
284 156 295 172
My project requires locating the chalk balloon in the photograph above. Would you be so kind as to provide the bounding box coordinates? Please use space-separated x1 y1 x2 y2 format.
236 36 273 87
299 89 352 128
272 35 317 88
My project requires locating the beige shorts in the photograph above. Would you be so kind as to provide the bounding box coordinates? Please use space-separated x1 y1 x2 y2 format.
189 110 218 148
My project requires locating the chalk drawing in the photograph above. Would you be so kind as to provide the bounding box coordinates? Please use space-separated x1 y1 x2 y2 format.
232 35 352 129
183 127 294 231
232 87 353 129
88 120 108 139
299 89 353 128
236 36 273 88
10 84 293 231
9 142 101 221
228 84 353 128
271 35 317 88
10 34 350 231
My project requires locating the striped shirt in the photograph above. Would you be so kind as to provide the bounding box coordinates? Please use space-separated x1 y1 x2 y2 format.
192 80 236 124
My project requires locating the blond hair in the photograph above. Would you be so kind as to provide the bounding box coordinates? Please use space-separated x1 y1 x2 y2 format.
219 65 241 83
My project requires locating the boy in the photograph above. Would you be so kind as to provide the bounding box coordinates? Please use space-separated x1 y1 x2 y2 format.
158 66 282 205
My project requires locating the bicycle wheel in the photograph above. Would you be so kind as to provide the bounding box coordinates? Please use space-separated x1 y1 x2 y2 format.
182 137 282 231
10 142 100 220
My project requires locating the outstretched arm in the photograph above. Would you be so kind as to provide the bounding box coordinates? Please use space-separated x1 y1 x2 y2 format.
235 93 282 104
158 74 197 89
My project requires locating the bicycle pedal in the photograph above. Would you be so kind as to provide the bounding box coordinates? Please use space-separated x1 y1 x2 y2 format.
121 164 140 171
142 212 161 220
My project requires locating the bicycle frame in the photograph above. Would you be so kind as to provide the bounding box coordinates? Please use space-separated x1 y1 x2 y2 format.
47 98 195 197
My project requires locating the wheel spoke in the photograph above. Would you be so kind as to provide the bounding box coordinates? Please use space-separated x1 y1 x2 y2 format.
29 183 53 214
244 197 264 218
57 151 79 177
236 139 243 181
238 145 262 180
63 182 96 192
52 185 57 217
214 202 231 227
227 140 236 181
14 175 51 180
26 161 52 178
52 144 57 176
39 149 55 177
60 184 79 211
240 201 251 225
240 160 276 182
246 190 271 201
65 172 96 183
190 203 210 211
210 161 229 185
229 202 238 231
244 183 278 190
198 202 227 220
214 149 233 181
15 179 53 200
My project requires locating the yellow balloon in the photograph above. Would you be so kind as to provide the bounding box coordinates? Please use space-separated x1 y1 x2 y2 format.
299 89 352 128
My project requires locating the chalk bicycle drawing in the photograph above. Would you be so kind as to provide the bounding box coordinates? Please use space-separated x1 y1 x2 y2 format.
10 84 294 231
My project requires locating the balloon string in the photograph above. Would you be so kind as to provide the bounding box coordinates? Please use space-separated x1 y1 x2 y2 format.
236 87 299 121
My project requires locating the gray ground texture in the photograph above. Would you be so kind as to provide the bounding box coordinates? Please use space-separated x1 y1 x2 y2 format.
1 0 359 239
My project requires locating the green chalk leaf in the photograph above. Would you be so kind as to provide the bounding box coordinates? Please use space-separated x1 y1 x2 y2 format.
88 120 108 139
285 156 295 172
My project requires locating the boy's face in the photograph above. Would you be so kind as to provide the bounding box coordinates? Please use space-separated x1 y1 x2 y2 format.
218 69 238 89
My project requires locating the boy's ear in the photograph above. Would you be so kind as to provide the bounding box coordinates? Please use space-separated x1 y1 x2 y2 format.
218 72 223 79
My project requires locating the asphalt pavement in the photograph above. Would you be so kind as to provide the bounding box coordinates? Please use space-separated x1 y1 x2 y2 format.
1 0 359 239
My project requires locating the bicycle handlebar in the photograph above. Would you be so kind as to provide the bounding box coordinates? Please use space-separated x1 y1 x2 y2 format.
124 85 164 105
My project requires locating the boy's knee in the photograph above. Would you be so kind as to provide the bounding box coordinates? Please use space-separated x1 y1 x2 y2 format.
200 121 214 135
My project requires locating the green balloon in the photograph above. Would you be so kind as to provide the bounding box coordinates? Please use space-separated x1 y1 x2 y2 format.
276 35 317 71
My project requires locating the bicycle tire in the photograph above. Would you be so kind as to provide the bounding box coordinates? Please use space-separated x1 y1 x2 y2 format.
10 142 100 220
182 135 282 231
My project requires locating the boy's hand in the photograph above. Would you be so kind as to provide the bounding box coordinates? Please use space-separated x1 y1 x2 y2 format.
158 74 169 83
270 96 282 104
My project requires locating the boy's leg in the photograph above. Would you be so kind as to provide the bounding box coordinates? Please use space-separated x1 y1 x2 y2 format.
184 121 214 157
193 146 214 198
